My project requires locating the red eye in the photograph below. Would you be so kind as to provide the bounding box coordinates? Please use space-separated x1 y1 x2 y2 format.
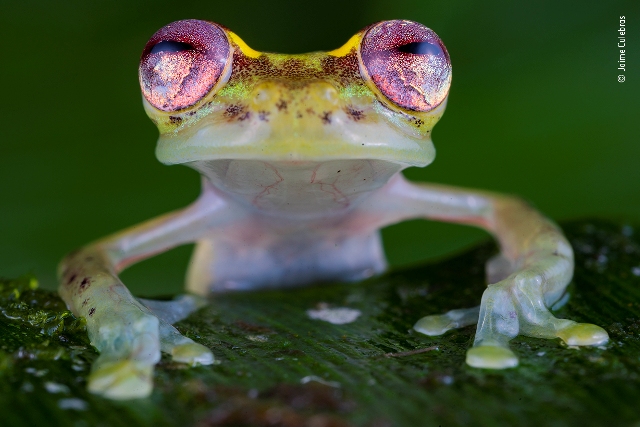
360 20 451 112
139 19 230 112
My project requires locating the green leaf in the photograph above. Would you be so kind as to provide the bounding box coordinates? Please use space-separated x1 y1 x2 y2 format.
2 219 639 426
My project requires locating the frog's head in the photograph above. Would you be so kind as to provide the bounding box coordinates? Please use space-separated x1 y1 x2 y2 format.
139 19 451 168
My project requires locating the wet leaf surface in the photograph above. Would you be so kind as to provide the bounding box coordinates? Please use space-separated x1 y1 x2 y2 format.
2 219 639 426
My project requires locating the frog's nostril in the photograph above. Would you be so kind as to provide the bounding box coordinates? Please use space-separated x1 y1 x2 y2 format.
306 83 339 105
323 87 339 104
253 89 271 105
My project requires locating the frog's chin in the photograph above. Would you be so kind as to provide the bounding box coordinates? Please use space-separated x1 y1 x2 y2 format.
155 127 436 168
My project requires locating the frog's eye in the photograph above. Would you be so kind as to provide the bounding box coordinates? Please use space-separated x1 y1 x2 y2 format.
139 19 230 112
360 20 451 112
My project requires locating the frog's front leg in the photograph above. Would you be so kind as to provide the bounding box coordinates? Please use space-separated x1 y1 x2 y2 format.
58 182 229 399
366 176 609 369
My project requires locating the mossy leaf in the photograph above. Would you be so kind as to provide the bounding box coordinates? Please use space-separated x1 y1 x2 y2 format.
1 219 639 426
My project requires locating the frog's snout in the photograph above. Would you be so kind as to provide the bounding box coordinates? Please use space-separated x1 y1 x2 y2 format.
250 81 341 121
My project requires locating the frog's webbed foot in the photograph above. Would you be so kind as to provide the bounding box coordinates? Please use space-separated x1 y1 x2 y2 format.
414 270 609 370
468 272 608 369
86 293 213 399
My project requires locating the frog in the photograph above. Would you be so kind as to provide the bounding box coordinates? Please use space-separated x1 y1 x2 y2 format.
58 19 609 400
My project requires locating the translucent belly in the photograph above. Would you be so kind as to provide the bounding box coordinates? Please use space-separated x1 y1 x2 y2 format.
187 227 387 292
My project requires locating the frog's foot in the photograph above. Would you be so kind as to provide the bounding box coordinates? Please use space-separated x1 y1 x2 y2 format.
413 306 480 336
87 308 161 399
468 272 609 369
415 270 609 370
86 294 213 399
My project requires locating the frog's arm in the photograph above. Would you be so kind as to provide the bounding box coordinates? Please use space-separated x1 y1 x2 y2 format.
364 175 609 368
57 180 228 399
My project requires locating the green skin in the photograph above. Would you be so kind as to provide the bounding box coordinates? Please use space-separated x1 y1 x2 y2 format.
57 20 609 400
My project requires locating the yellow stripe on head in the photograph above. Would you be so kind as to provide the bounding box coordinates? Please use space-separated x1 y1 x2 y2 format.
228 32 262 58
328 33 362 57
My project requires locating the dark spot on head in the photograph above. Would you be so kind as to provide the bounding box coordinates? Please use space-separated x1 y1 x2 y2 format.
80 277 90 289
258 111 270 122
88 307 96 316
67 274 77 285
169 116 182 125
320 111 332 125
238 111 251 121
82 298 89 307
296 111 303 119
346 106 364 121
276 99 288 111
337 170 341 173
224 104 244 118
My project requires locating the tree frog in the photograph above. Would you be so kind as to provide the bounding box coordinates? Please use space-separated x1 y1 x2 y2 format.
58 19 609 399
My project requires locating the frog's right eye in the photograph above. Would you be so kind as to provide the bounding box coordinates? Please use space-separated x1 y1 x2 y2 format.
359 20 451 113
139 20 231 112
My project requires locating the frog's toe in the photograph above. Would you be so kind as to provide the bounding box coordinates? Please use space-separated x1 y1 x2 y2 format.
556 322 609 346
88 359 153 400
157 320 214 366
171 342 215 366
414 306 480 336
466 345 519 369
414 314 453 336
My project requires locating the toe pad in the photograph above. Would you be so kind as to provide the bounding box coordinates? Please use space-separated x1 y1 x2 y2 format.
466 346 519 369
557 323 609 346
413 315 452 336
88 360 153 400
171 342 215 366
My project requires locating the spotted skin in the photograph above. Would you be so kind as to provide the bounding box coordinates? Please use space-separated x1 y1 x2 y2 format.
158 47 369 131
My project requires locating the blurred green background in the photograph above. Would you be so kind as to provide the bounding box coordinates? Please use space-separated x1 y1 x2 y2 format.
1 0 637 295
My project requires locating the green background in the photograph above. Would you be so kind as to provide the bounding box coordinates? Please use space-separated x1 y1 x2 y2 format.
1 0 638 295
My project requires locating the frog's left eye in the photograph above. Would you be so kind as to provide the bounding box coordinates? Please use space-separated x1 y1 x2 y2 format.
360 20 451 112
139 19 230 112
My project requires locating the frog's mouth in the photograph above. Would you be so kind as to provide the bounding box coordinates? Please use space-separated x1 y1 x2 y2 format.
154 110 437 168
